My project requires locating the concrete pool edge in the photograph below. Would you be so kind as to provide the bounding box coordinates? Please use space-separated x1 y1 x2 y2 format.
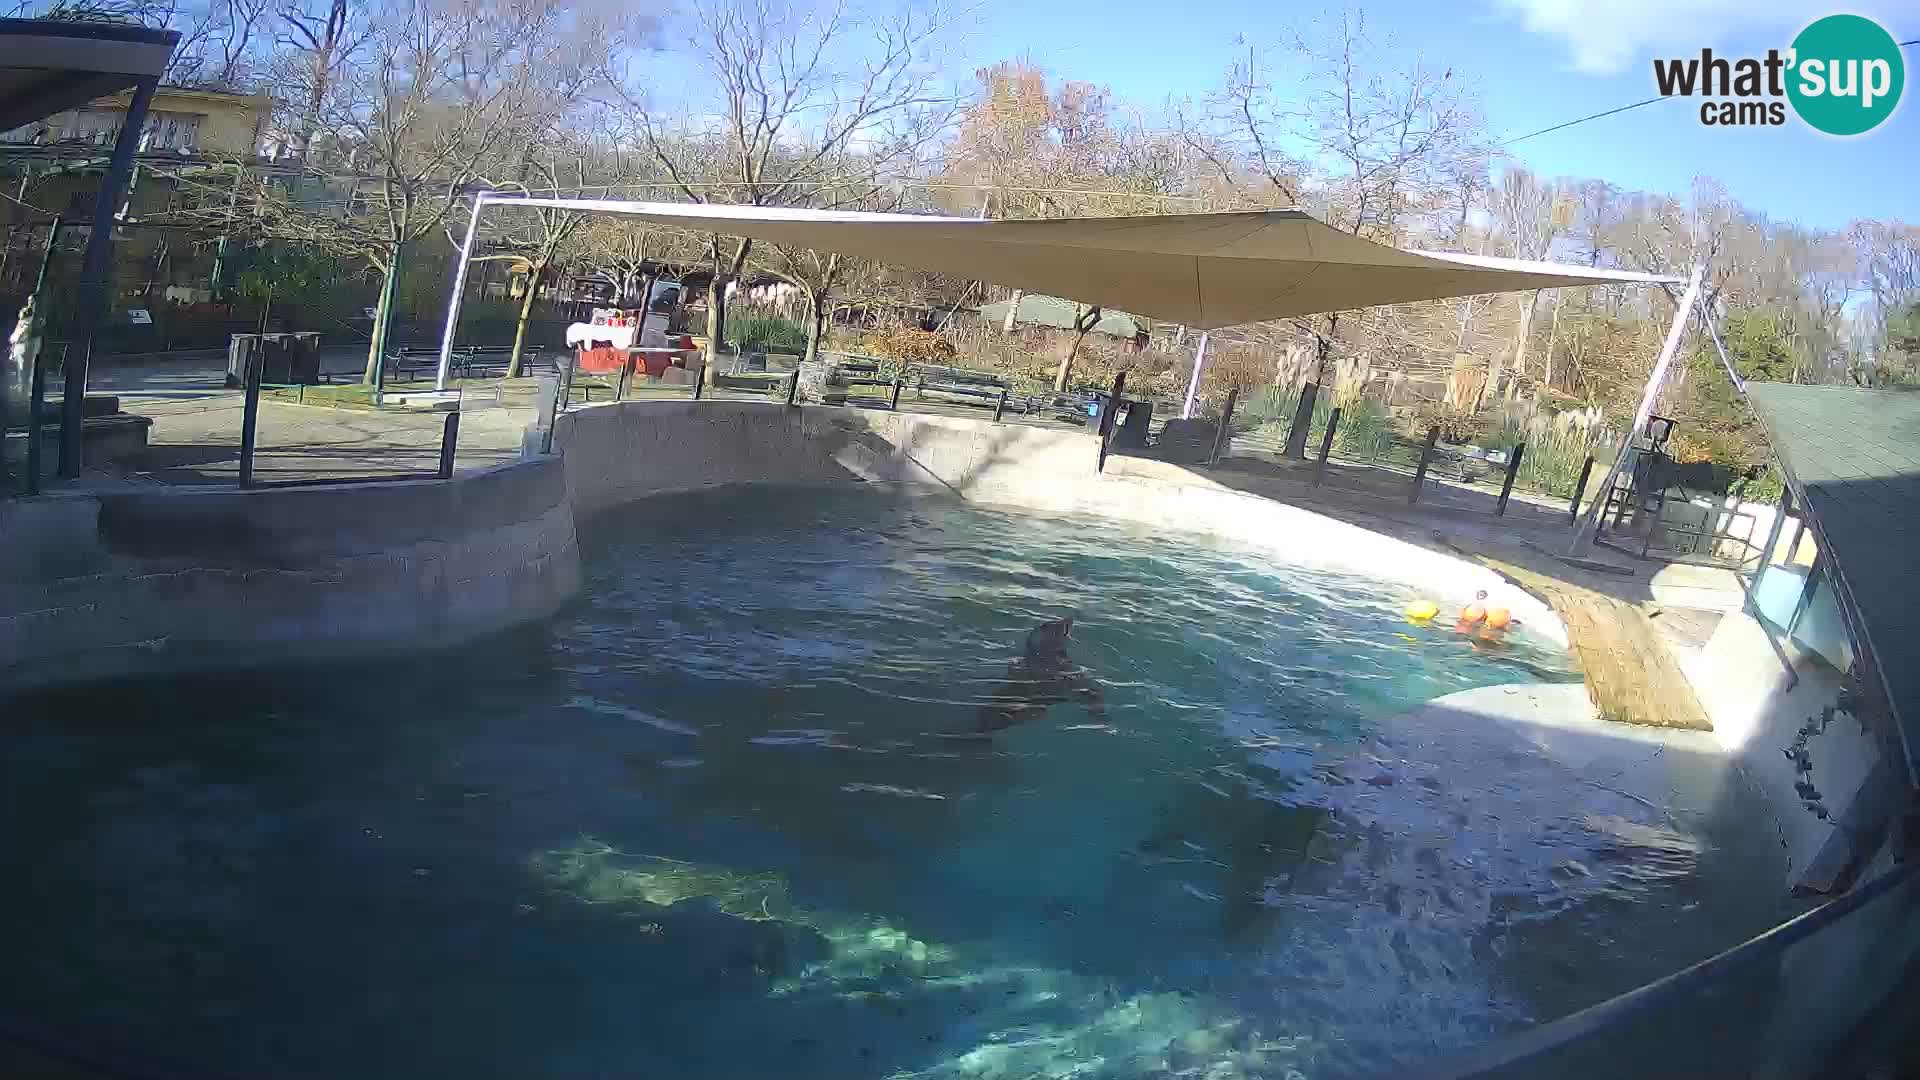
0 398 1568 694
0 456 581 693
551 399 1569 650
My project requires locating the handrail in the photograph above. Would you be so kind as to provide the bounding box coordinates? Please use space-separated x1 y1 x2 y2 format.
1363 859 1919 1080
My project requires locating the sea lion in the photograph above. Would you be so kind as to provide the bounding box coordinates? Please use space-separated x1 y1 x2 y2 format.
971 617 1106 734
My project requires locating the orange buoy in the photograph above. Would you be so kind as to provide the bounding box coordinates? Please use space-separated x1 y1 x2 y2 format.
1459 603 1486 624
1485 607 1512 630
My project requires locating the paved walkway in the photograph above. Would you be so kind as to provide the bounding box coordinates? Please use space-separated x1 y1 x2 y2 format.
90 353 532 486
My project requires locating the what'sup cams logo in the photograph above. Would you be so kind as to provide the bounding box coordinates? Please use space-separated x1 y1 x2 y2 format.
1653 14 1904 135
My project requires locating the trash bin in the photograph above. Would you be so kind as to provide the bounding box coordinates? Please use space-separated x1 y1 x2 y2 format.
1115 399 1153 448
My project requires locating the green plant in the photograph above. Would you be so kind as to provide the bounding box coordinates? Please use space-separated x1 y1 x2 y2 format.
1734 464 1787 505
1331 399 1393 458
724 309 809 353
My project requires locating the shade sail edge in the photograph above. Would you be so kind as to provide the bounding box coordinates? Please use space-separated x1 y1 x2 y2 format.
482 196 1683 328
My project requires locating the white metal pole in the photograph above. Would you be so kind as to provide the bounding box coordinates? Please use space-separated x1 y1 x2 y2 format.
1695 302 1745 394
435 194 488 392
1181 332 1210 419
1569 263 1705 555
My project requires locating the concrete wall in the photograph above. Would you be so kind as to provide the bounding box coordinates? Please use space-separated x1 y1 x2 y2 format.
551 400 1564 645
0 457 580 692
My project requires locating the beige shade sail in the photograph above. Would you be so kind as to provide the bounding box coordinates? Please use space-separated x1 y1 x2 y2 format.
479 197 1682 330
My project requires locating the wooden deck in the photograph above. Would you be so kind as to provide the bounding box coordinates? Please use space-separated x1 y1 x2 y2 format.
1479 554 1715 731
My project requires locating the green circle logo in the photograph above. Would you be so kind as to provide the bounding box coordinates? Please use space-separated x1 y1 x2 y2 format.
1787 14 1904 136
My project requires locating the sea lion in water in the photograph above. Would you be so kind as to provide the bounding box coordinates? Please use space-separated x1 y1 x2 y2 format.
971 617 1106 734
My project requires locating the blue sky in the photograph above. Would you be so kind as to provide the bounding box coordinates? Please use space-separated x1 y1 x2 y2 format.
959 0 1917 230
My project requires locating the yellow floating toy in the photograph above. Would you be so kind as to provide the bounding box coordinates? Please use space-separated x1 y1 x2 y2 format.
1404 600 1440 622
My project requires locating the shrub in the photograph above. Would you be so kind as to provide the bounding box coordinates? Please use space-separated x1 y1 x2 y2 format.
1409 404 1480 445
861 325 957 364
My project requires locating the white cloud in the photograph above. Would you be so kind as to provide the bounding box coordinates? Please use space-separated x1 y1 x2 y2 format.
1488 0 1814 75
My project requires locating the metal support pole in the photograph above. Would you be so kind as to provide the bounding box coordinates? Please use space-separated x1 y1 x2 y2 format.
786 369 800 406
1788 549 1824 636
1571 263 1705 553
1209 386 1239 464
993 387 1007 422
891 378 903 411
692 363 706 400
1496 443 1526 516
25 343 46 494
61 78 155 477
614 354 632 401
435 194 487 392
1096 371 1126 473
1569 456 1595 524
3 215 58 493
437 410 460 479
238 348 263 488
1409 426 1440 505
1696 301 1745 394
1752 486 1792 603
1313 407 1341 486
1180 331 1209 419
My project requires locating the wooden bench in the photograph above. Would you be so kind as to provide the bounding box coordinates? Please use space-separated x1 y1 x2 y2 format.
825 354 901 407
711 371 792 398
914 363 1009 409
383 346 444 383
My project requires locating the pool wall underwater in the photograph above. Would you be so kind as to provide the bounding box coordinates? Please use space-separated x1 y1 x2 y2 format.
2 399 1912 1080
0 399 1564 695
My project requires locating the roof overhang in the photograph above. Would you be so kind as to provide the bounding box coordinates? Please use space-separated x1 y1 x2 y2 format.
0 18 177 134
1745 382 1920 784
476 196 1683 330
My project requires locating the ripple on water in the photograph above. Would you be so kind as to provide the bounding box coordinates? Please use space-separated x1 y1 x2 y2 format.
0 489 1793 1080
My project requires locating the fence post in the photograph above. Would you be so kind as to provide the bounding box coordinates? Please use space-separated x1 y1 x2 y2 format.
23 344 48 495
1495 442 1526 516
1095 372 1127 473
1751 486 1792 602
1569 456 1595 525
786 370 800 407
1408 425 1439 505
539 357 571 455
993 387 1008 422
1313 407 1341 487
1209 386 1239 464
692 363 706 401
238 348 263 489
557 353 576 415
614 354 632 401
891 378 904 411
437 409 461 479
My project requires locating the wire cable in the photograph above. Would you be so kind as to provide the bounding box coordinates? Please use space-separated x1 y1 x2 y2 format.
1502 38 1917 147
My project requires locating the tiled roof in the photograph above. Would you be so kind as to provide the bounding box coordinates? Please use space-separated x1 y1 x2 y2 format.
1745 382 1920 779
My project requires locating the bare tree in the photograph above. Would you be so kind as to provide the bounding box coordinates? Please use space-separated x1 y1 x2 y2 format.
1056 303 1103 391
205 0 610 383
609 0 960 355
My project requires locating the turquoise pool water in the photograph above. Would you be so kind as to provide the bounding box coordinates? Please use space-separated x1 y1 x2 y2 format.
0 490 1789 1078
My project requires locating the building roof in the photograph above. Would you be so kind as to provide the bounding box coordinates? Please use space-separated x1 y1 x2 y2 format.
975 294 1144 338
1744 382 1920 781
472 196 1684 331
0 18 176 133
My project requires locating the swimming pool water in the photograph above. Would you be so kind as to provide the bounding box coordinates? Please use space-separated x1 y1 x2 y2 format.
0 489 1791 1078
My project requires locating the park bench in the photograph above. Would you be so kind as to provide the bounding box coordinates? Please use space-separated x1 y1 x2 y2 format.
824 353 902 407
711 370 793 398
913 363 1010 409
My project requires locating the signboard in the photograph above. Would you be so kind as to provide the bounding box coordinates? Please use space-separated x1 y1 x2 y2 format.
126 308 152 325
